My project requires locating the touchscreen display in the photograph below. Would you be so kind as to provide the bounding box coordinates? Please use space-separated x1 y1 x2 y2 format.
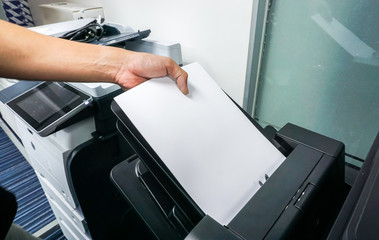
7 82 92 135
16 83 80 123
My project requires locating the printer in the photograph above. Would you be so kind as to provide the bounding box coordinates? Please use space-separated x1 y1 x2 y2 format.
0 79 131 239
108 56 379 240
111 120 347 240
2 18 378 239
109 63 349 240
110 80 379 240
0 18 185 239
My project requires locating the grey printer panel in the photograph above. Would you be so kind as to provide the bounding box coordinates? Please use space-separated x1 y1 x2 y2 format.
124 39 183 66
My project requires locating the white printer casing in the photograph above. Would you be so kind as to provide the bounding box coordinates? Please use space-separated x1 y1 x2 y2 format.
39 2 104 25
1 18 184 239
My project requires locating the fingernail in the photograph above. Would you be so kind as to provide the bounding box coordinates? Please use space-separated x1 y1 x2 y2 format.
177 76 189 95
182 87 189 95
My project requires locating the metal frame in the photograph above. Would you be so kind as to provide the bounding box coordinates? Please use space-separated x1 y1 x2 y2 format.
243 0 271 116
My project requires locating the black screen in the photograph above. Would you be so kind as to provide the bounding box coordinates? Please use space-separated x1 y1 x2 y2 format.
16 83 80 123
7 82 91 133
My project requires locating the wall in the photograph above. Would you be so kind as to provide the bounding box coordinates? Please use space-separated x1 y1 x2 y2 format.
28 0 60 25
97 0 254 104
28 0 254 104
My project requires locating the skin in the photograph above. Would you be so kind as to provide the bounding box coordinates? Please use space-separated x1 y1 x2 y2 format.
0 20 188 94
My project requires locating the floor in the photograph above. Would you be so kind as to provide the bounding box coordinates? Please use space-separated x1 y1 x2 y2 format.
0 126 65 240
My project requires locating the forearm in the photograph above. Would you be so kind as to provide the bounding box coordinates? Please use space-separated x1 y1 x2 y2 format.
0 20 188 94
0 20 121 84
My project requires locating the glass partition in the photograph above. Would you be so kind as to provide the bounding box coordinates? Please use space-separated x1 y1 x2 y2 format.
251 0 379 167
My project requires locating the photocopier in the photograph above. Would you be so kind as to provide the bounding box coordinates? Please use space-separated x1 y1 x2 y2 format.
110 92 346 239
1 18 378 240
0 19 184 239
109 63 379 240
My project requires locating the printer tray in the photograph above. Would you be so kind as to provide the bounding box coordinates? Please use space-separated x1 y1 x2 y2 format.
111 105 345 240
109 96 275 235
111 92 345 239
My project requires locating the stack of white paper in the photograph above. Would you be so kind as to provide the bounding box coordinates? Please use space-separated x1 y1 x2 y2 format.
114 62 285 225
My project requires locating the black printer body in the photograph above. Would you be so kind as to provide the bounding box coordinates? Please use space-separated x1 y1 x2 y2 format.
186 123 346 240
111 100 346 240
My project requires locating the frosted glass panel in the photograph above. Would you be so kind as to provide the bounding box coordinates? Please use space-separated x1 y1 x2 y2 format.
254 0 379 162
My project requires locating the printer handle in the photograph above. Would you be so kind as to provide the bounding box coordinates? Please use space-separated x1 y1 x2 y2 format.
276 123 345 184
276 123 345 158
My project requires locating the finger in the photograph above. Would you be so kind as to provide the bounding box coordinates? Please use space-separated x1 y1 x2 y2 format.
166 60 189 95
176 74 188 95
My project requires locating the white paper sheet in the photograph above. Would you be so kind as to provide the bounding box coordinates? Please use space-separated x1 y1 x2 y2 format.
114 62 285 225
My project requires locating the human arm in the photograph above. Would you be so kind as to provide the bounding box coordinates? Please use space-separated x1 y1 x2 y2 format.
0 20 188 94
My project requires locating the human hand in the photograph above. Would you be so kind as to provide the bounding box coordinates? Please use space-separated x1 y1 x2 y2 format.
115 51 188 94
0 19 188 93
